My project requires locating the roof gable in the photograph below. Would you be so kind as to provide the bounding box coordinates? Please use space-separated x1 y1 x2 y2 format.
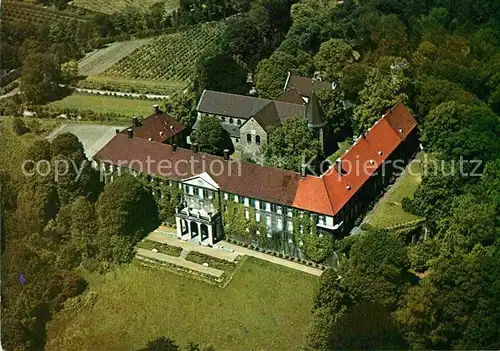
285 75 334 98
183 172 220 190
121 113 185 143
197 90 271 119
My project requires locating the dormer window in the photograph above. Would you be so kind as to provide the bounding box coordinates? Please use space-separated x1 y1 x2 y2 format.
229 118 234 124
346 185 352 190
378 151 383 156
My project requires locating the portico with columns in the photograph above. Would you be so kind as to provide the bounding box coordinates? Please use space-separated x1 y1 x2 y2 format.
174 172 222 245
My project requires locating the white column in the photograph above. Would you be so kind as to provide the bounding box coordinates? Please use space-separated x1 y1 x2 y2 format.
197 223 202 242
208 225 214 246
175 217 182 238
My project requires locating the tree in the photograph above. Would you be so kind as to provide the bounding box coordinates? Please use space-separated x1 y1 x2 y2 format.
341 230 410 307
340 63 371 102
191 115 233 156
68 196 98 259
164 91 197 129
50 133 101 204
264 116 323 173
420 101 500 162
61 60 79 84
96 174 159 263
12 118 30 136
254 51 297 98
193 51 248 97
20 51 62 104
306 268 354 350
316 89 352 138
353 66 408 133
395 246 500 350
314 39 354 81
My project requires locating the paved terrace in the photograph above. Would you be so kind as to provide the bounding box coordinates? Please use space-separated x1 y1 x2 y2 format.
136 248 224 278
148 227 323 277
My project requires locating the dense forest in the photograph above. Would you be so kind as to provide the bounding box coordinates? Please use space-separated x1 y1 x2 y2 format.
1 0 500 349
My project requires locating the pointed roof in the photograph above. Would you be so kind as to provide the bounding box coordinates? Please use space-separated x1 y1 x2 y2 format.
285 74 334 98
276 87 305 105
305 91 325 127
252 102 282 129
120 113 185 143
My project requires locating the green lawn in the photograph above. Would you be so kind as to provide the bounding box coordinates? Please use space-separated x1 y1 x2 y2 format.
47 94 162 117
364 153 425 228
46 257 318 351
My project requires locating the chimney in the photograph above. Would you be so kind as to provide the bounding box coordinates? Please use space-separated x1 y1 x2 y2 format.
132 116 139 127
192 143 198 153
153 104 159 115
115 129 120 134
172 143 177 152
127 128 133 139
223 149 230 160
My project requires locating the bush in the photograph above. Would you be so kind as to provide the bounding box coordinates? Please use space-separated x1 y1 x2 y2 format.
401 197 414 214
12 118 29 135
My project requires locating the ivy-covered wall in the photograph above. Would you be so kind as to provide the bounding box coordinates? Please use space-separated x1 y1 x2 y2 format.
293 210 335 263
136 173 181 226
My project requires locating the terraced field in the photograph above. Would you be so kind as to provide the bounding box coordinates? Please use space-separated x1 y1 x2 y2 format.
103 21 226 86
78 39 153 76
71 0 177 14
1 0 90 25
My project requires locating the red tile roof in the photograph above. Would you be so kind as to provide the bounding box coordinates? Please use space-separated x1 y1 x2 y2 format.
97 103 417 217
95 134 302 207
293 103 417 215
121 113 185 143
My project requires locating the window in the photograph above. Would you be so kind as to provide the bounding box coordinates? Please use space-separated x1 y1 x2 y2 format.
276 206 282 215
318 215 325 225
224 205 228 212
203 189 210 199
250 198 256 207
271 204 277 213
221 116 225 122
265 202 271 212
233 194 238 202
224 193 229 200
256 212 261 222
198 188 203 198
256 135 261 145
277 218 283 230
229 118 234 124
244 208 249 220
237 119 241 126
287 208 293 217
244 197 250 207
235 138 239 143
247 134 252 143
287 221 293 233
255 200 260 210
266 215 272 227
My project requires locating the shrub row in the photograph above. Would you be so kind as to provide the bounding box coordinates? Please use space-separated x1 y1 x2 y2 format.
224 238 326 270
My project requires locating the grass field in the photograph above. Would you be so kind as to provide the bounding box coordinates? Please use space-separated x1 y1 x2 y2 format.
103 21 226 86
48 94 162 117
364 153 425 228
46 258 318 351
79 39 153 76
71 0 177 15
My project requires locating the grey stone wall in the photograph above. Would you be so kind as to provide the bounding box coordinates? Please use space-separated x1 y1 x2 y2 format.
239 118 267 161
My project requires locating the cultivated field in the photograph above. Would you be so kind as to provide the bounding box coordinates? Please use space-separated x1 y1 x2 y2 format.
103 21 226 87
47 123 127 159
48 94 163 117
46 258 318 351
364 152 424 228
78 39 153 76
71 0 177 15
1 0 90 25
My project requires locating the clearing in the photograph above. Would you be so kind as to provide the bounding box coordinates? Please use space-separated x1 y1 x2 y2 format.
364 152 425 228
47 123 126 159
46 258 318 351
71 0 178 15
78 39 153 76
47 94 163 118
